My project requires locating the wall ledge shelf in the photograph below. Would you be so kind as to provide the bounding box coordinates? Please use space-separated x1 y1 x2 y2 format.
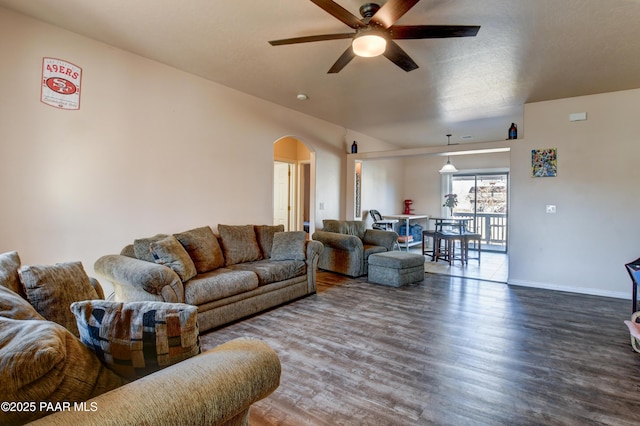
348 139 512 160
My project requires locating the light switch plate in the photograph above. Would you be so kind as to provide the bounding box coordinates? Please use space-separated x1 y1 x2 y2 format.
546 205 556 214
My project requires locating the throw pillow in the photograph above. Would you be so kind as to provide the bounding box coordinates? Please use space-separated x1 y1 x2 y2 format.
254 225 285 259
0 285 44 320
71 300 201 381
0 317 126 424
271 231 307 261
149 235 198 282
174 226 225 273
218 224 262 266
120 244 136 258
0 251 24 298
19 261 99 338
133 233 169 262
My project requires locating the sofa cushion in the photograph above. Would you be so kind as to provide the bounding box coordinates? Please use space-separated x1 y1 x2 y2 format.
71 300 201 381
133 234 169 262
0 316 126 424
174 226 225 273
254 225 285 259
150 235 198 282
120 244 136 258
271 231 307 261
18 261 99 338
89 277 106 300
0 251 24 298
218 224 263 266
230 259 306 286
184 269 259 305
0 285 44 320
322 220 366 239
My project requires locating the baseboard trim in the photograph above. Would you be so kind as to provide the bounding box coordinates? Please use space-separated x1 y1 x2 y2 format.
507 279 629 300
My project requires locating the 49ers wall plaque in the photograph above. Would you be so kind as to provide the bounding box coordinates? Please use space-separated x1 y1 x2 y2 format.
41 57 82 110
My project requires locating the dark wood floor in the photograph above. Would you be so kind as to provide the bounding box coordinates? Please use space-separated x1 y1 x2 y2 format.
200 272 640 425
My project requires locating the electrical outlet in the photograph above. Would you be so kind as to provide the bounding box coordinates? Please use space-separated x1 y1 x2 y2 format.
546 205 556 214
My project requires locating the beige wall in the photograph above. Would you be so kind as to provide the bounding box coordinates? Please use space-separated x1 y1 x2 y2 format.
354 86 640 299
344 132 406 221
0 8 390 295
273 137 310 162
403 152 510 217
358 158 405 226
3 7 638 300
510 88 640 298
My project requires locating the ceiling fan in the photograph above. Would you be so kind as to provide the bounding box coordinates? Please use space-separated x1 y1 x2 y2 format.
268 0 480 73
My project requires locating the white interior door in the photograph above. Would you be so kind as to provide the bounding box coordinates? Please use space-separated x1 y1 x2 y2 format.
273 162 291 230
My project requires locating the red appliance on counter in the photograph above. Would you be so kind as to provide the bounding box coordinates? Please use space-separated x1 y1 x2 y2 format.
403 200 414 215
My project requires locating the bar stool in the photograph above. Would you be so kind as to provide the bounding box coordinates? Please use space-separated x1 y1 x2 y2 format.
434 231 465 265
462 232 482 264
422 230 438 260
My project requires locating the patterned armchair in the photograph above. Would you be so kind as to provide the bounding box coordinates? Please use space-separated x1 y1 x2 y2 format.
312 220 398 277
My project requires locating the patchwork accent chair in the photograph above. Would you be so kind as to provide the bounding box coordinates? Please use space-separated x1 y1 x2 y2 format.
624 257 640 353
624 312 640 353
312 219 398 277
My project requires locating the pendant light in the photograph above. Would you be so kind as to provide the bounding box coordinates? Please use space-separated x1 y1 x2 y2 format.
439 134 458 174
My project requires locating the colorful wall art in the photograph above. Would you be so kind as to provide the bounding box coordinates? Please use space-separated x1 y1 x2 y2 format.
531 148 557 177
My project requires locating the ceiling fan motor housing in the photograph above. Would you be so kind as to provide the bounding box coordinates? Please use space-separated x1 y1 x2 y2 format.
359 3 381 19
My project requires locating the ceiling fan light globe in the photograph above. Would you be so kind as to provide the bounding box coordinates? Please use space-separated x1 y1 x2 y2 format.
352 34 386 57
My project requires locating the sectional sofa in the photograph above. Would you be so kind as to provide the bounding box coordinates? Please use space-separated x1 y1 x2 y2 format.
94 224 323 332
0 251 280 425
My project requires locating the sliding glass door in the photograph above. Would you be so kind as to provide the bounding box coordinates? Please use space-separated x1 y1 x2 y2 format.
450 173 508 253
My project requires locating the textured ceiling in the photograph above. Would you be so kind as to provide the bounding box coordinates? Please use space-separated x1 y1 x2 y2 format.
3 0 640 147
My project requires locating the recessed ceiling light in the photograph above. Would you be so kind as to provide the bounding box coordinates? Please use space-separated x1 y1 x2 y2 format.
296 94 308 101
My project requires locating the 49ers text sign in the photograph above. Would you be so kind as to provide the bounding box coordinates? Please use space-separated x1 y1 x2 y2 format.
41 58 82 110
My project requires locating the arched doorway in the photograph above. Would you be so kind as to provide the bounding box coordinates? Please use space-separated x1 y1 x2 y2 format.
273 136 316 236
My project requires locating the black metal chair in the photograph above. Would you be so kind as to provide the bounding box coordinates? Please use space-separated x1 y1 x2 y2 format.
369 210 398 232
626 257 640 314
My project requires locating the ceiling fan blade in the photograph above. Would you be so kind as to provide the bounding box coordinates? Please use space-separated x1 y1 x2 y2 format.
383 40 419 72
310 0 366 29
370 0 420 28
390 25 481 39
269 33 354 46
328 47 356 73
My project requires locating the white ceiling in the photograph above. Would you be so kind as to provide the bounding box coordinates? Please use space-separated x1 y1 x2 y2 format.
3 0 640 148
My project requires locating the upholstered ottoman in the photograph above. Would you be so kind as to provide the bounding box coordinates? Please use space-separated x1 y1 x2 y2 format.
367 251 424 287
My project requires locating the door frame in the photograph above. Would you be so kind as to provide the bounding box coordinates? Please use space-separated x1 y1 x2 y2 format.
273 137 316 236
297 160 311 233
273 160 295 231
